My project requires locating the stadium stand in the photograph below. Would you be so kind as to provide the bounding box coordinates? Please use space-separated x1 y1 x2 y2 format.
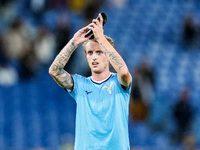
0 0 200 149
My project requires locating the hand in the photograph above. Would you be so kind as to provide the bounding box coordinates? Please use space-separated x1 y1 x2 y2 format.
88 13 104 42
72 25 92 45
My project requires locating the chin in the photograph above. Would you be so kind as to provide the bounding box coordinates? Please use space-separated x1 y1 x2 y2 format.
92 69 101 74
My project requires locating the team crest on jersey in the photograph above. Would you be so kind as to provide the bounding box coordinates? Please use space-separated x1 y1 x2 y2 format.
103 82 114 95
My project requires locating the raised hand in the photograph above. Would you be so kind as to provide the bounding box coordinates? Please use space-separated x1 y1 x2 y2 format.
87 13 104 41
72 25 92 45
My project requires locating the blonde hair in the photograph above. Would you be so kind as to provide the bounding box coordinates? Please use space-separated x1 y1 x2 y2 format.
82 35 114 53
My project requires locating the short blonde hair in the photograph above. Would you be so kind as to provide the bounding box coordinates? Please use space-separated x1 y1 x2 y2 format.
83 35 114 53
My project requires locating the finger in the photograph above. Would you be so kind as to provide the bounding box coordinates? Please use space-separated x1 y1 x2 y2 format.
89 22 98 29
98 13 103 25
79 26 89 33
88 26 96 32
88 22 94 27
92 19 100 26
81 24 95 35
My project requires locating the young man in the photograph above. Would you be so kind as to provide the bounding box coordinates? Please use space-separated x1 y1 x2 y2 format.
49 13 132 150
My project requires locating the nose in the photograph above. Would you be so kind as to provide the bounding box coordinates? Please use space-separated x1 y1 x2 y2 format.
92 53 97 60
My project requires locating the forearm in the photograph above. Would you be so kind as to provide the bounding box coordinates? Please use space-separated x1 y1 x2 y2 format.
99 37 131 86
99 38 127 73
49 39 77 75
49 24 91 88
49 39 78 88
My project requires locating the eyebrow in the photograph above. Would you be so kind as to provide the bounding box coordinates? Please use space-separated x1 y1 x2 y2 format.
87 50 93 53
87 49 103 52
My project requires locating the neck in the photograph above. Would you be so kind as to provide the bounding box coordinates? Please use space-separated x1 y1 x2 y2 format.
91 70 111 82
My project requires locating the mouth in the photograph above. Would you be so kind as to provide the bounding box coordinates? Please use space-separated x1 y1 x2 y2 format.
92 62 99 67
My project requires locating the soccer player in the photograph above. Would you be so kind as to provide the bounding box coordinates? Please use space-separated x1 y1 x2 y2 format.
49 13 132 150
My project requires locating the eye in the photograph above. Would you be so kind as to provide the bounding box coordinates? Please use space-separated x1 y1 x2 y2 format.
97 51 103 55
88 51 93 55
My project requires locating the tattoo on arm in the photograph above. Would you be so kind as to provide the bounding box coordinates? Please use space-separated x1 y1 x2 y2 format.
100 44 124 70
55 42 76 69
50 41 76 88
108 52 124 69
100 42 131 87
52 69 73 89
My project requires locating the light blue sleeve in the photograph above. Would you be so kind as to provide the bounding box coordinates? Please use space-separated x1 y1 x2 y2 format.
113 73 132 94
65 74 84 101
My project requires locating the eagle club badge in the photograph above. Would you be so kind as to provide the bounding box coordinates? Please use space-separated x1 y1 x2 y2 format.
103 82 114 95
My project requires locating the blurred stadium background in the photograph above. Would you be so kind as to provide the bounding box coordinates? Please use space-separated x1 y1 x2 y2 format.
0 0 200 149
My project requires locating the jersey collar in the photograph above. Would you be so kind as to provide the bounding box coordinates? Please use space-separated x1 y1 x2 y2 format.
90 73 112 85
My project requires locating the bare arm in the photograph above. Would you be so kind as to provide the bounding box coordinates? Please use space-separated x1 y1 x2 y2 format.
100 38 131 87
88 14 131 87
49 25 91 89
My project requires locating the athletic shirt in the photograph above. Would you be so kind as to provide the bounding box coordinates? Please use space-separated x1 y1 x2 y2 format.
67 73 131 150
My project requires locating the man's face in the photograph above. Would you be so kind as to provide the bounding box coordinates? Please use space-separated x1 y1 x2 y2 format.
85 41 109 74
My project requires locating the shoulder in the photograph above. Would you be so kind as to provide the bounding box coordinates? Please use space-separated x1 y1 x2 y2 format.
66 74 90 93
111 72 117 79
111 72 132 92
72 74 91 85
72 74 87 80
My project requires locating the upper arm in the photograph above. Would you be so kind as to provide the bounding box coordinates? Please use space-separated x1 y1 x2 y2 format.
117 68 132 88
50 69 74 90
